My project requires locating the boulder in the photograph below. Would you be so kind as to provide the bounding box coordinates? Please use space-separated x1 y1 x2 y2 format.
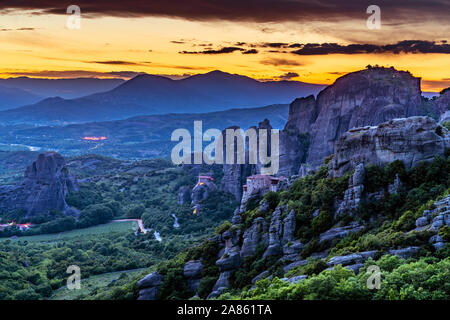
283 259 308 274
212 271 232 292
186 279 201 293
327 253 364 267
183 260 203 279
319 223 364 243
433 242 446 250
137 286 159 300
415 216 429 228
283 240 303 256
281 275 307 284
137 271 163 289
251 270 271 284
429 235 443 244
137 271 163 300
207 287 227 299
216 248 241 272
388 247 419 259
345 263 365 275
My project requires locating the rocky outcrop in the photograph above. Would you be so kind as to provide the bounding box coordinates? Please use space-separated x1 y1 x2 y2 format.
178 186 191 205
307 68 423 168
319 223 364 243
440 110 450 124
240 217 268 258
191 180 216 204
435 89 450 119
219 126 253 202
263 207 284 258
279 67 428 174
388 174 403 195
251 270 271 284
137 272 163 300
283 259 308 273
231 208 241 225
415 194 450 249
278 96 316 176
183 260 203 293
0 152 79 217
208 271 232 299
388 247 419 259
217 247 241 272
335 164 364 217
329 116 450 177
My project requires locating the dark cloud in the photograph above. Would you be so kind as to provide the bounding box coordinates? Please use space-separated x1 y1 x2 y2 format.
260 58 303 66
180 46 244 54
0 0 447 24
178 40 449 56
86 60 152 66
262 42 290 48
0 27 35 31
291 40 450 55
276 72 299 80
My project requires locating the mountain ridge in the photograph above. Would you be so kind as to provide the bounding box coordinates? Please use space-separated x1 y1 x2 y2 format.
0 71 324 125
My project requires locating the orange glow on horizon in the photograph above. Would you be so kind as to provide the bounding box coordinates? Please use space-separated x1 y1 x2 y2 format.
0 13 447 92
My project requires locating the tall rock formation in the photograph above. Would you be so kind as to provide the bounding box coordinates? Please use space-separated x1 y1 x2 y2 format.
219 124 259 202
279 67 426 174
436 89 450 123
0 152 79 216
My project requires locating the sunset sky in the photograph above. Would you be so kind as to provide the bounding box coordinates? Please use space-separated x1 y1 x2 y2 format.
1 0 449 91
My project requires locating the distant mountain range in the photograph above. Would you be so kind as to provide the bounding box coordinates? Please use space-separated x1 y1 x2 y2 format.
0 77 125 100
0 85 43 111
0 71 324 125
0 104 289 159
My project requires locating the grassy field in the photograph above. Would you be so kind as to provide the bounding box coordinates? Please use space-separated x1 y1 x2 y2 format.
50 268 149 300
0 220 136 242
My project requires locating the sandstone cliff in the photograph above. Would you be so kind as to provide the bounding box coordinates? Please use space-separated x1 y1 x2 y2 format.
280 67 431 175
